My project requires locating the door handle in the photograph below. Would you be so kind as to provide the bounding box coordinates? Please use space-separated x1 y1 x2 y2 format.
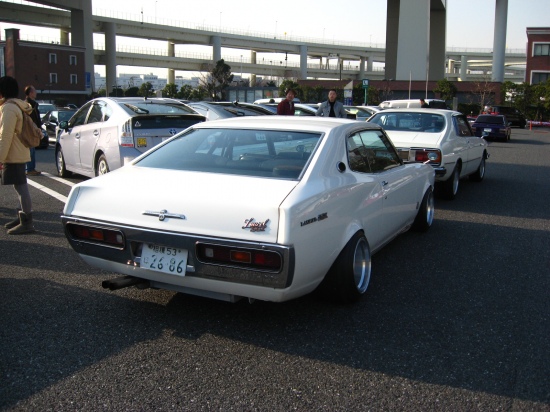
381 180 388 187
75 133 80 139
93 130 100 137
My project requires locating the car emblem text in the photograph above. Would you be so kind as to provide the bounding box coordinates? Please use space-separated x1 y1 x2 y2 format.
300 212 328 227
242 218 269 232
142 210 186 221
169 128 177 135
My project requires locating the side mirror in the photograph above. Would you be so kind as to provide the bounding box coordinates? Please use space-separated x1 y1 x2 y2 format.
59 120 69 131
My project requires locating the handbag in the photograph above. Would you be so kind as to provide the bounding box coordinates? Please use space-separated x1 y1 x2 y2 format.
5 100 43 148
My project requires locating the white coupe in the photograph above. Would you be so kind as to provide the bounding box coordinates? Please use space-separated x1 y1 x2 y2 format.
62 117 435 303
368 109 489 199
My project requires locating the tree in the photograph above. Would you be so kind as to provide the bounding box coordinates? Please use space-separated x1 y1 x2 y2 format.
199 59 234 101
162 83 178 98
470 75 499 114
138 82 155 97
434 78 457 101
177 84 195 100
109 86 123 97
124 86 140 97
278 79 300 99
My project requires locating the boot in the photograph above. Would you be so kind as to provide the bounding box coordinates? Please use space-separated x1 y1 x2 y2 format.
7 211 35 235
4 214 20 229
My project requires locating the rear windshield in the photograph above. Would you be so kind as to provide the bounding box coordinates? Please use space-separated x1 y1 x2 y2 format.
475 115 505 124
120 102 196 115
369 112 446 132
132 116 205 130
136 128 322 179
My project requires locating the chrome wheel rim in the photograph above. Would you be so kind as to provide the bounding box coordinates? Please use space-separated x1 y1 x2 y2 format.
353 238 371 294
426 191 435 226
479 158 485 178
98 159 108 175
56 150 64 173
452 169 460 195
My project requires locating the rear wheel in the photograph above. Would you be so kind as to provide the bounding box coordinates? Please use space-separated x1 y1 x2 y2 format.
55 147 71 178
96 154 110 176
316 232 372 303
437 164 460 200
469 156 486 182
411 188 434 232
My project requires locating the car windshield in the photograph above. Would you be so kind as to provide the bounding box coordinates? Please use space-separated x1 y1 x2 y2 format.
38 104 56 114
136 128 322 179
475 115 505 124
369 112 446 132
121 102 196 115
58 110 76 121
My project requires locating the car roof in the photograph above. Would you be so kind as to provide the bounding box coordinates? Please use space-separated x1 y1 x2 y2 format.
189 115 381 134
370 108 460 116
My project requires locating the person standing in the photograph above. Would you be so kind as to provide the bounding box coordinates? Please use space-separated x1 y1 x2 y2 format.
277 89 296 115
0 76 36 234
316 89 347 118
24 85 42 176
420 98 430 108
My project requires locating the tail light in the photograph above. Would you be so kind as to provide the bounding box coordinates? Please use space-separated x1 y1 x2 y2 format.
66 223 125 249
119 119 134 147
412 149 442 165
196 243 282 272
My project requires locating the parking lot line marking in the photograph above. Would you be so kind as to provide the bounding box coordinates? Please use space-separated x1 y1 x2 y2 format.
27 178 68 203
41 172 76 187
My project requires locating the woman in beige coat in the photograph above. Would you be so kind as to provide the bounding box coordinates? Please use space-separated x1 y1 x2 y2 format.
0 76 35 234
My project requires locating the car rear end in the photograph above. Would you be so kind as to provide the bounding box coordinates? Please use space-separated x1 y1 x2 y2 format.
472 115 508 140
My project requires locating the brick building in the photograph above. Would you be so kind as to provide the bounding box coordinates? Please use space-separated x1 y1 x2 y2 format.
1 28 88 105
525 27 550 85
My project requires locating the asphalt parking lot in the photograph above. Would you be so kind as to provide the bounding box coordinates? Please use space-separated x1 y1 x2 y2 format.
1 127 549 411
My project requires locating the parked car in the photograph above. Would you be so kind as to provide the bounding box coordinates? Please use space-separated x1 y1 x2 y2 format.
61 117 435 304
344 106 377 120
379 99 448 109
36 102 57 119
259 102 318 116
253 97 300 104
55 97 205 178
41 108 77 142
482 105 527 128
471 114 511 141
367 109 489 200
188 101 275 120
356 105 382 116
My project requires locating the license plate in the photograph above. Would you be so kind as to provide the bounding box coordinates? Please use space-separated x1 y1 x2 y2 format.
141 243 188 276
483 128 492 132
137 137 147 148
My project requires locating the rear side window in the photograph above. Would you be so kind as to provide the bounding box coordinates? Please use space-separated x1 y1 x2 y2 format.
454 116 474 136
347 130 401 173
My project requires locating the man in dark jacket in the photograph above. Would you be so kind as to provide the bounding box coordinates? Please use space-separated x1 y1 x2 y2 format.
24 85 42 176
277 89 296 115
316 89 347 118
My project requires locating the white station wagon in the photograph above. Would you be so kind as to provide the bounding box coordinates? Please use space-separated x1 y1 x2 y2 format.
62 117 435 303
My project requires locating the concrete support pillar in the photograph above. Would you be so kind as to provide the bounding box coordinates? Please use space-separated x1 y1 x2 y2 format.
167 42 175 84
429 7 446 80
492 0 508 82
59 28 70 45
250 50 257 86
69 0 94 92
104 21 117 94
460 55 468 80
212 35 221 62
299 45 307 79
359 57 365 79
396 0 430 81
448 59 455 74
366 56 373 72
319 57 323 69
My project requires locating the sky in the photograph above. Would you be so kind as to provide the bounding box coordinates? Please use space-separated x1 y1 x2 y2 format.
1 0 549 77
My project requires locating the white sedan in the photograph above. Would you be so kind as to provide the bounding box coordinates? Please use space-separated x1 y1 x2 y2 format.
368 109 489 199
62 117 435 303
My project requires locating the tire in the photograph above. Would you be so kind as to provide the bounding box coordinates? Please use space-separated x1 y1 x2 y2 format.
469 156 486 182
316 231 372 303
411 188 434 232
437 164 460 200
96 154 110 176
55 147 71 178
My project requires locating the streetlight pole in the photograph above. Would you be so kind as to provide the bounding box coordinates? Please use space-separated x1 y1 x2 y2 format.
240 55 243 81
